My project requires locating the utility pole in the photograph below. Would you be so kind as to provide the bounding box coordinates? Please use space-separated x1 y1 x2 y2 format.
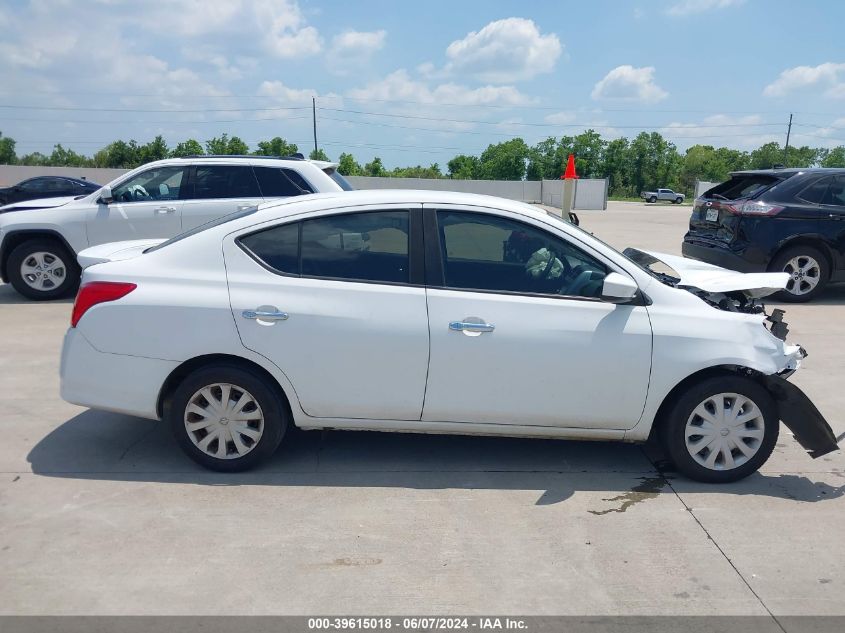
312 96 318 157
783 113 793 166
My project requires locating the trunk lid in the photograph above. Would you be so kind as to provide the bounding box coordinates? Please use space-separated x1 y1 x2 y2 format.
77 239 166 268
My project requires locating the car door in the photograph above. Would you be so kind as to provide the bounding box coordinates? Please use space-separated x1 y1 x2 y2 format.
14 178 47 203
181 164 264 231
819 175 845 277
87 165 186 246
224 204 430 420
421 205 652 430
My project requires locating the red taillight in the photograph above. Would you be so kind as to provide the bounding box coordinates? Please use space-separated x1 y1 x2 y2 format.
71 281 137 327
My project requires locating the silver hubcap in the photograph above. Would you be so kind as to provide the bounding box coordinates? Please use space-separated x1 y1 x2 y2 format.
783 255 820 296
20 251 66 291
684 393 765 471
184 383 264 460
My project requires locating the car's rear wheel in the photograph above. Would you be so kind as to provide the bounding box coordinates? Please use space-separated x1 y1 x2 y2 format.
7 238 80 300
648 196 657 203
662 376 778 483
769 245 829 302
168 364 287 472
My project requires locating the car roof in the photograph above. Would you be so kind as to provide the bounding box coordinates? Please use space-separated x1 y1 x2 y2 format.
252 189 554 223
154 155 339 169
730 167 845 177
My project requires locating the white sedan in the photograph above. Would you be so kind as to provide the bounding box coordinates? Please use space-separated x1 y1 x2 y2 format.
59 190 840 481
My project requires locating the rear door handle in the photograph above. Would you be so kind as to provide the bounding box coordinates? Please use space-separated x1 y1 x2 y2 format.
449 321 495 333
242 309 289 321
238 204 257 211
829 214 845 221
154 206 176 214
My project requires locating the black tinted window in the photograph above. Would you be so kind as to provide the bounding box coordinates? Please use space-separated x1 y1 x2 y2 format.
254 167 314 197
437 210 607 298
301 211 409 283
193 166 261 199
705 174 782 201
796 177 832 204
820 176 845 207
19 179 46 192
239 223 299 274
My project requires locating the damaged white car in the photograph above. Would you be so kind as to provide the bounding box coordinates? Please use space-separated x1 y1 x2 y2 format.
58 190 840 481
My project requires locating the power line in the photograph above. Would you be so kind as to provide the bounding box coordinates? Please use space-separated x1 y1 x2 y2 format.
0 104 310 114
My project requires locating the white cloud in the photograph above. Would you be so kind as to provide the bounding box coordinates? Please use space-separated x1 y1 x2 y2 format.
666 0 744 17
763 62 845 98
591 65 668 102
330 30 386 57
258 80 316 104
544 111 577 125
661 114 779 149
444 18 561 83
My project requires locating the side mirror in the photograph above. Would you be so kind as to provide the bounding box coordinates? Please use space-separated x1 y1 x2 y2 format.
98 185 113 204
600 272 638 304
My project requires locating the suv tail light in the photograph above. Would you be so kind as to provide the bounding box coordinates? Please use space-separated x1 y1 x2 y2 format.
725 200 785 216
71 281 137 327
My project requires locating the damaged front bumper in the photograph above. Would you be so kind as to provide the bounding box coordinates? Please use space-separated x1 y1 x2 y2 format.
762 374 842 459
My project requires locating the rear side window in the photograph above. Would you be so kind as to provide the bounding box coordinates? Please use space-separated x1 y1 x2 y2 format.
324 167 355 191
705 174 783 201
192 166 261 199
254 167 314 197
240 211 410 284
796 176 833 204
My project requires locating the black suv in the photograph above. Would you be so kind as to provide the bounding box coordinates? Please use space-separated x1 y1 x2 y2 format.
682 168 845 301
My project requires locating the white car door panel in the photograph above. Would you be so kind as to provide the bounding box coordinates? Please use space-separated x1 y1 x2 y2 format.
223 205 429 421
423 290 652 429
182 164 263 231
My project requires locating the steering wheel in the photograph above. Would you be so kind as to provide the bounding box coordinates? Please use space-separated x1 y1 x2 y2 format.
129 184 150 201
539 250 571 281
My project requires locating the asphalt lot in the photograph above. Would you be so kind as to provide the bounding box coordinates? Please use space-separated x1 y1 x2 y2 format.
1 201 844 617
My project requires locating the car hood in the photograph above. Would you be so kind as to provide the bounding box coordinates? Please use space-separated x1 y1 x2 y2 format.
77 239 167 268
633 249 788 297
0 195 79 213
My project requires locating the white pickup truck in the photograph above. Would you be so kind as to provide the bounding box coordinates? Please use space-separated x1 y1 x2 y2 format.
641 188 685 204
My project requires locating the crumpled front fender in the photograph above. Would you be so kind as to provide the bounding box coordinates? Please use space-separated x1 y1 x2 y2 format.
762 375 841 458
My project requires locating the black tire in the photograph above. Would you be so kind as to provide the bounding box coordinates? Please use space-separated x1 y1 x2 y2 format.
7 238 80 300
648 196 657 203
167 364 288 472
675 197 683 204
769 245 829 303
661 376 778 483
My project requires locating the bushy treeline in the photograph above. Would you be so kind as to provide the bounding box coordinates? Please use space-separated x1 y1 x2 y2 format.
1 129 843 197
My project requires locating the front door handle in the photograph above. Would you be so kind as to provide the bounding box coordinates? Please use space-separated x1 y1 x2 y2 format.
154 206 176 214
449 320 495 333
242 309 289 321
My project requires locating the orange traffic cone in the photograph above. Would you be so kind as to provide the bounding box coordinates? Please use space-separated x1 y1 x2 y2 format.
562 153 578 179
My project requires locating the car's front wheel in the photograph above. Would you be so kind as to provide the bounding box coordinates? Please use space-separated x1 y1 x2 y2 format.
674 197 683 204
662 376 778 483
769 245 829 302
7 238 80 300
168 364 288 471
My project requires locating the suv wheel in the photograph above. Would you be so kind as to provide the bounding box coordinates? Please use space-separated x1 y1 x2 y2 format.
168 364 287 472
662 376 778 483
648 196 657 203
770 245 829 302
674 197 683 204
7 239 80 300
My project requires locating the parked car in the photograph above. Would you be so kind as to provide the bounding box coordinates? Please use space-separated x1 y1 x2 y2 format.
641 188 685 204
682 168 845 302
60 190 839 482
0 176 101 208
0 155 352 300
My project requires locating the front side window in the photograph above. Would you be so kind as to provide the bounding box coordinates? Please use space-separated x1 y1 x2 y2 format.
796 176 832 205
437 210 607 298
240 211 410 284
19 179 46 192
192 166 261 199
254 167 314 197
112 167 186 203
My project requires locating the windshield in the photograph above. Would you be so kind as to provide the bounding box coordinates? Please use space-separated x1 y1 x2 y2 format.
703 174 787 201
144 206 258 253
324 167 355 191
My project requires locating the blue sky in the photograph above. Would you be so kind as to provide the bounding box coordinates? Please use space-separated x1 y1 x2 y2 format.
0 0 843 168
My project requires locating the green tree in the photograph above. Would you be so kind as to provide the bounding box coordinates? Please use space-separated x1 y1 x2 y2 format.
309 148 330 161
627 132 681 194
391 163 442 178
337 152 362 176
0 132 16 164
821 146 845 167
572 129 606 179
478 138 529 180
139 135 169 163
680 145 729 194
49 144 90 167
255 137 299 156
19 152 49 166
206 133 248 155
170 139 204 157
749 142 784 169
447 154 480 179
98 140 141 168
364 156 387 177
602 137 630 196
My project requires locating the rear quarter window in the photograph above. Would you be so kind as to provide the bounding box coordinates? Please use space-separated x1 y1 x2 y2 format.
705 174 784 201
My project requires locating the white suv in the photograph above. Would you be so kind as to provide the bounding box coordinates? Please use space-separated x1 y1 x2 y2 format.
0 155 352 300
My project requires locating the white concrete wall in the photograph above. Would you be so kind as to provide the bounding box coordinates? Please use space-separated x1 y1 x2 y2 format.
694 180 722 199
346 176 542 202
541 179 608 210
